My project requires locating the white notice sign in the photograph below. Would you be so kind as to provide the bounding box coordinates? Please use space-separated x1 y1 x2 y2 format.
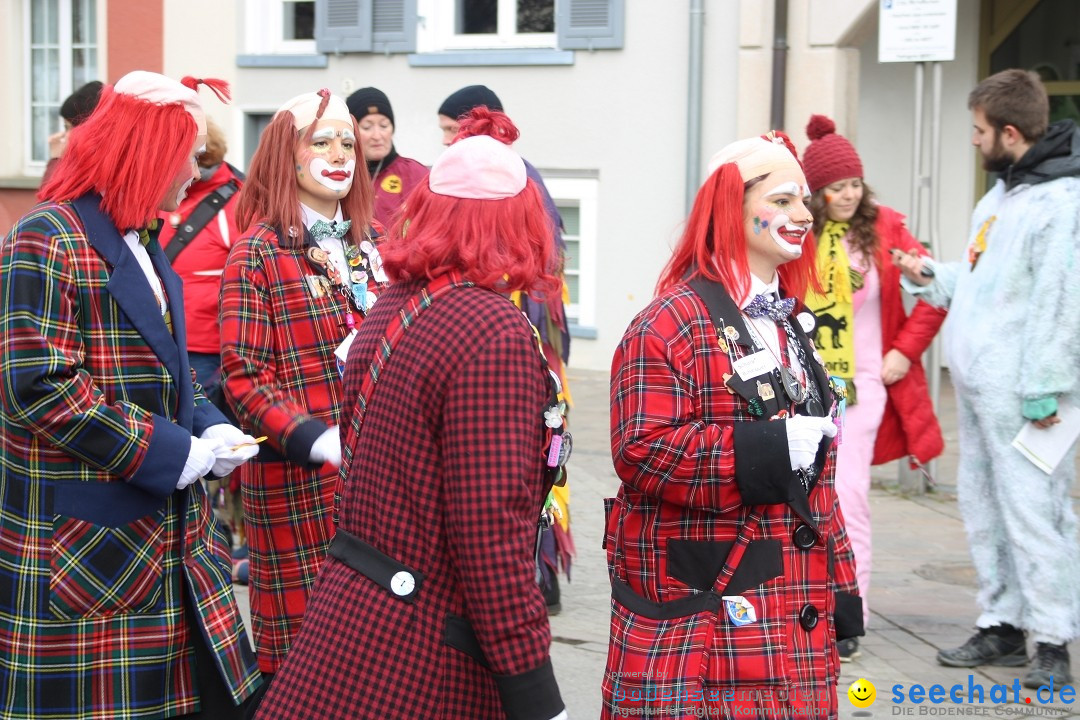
879 0 957 63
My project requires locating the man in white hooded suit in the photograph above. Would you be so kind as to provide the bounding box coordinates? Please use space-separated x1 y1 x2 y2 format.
897 68 1080 691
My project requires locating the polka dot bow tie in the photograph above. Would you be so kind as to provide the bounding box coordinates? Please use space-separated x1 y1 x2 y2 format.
743 293 795 322
309 219 352 242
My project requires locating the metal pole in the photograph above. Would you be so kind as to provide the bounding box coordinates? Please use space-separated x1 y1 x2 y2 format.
685 0 705 213
909 62 925 236
899 61 927 494
924 61 945 484
769 0 789 131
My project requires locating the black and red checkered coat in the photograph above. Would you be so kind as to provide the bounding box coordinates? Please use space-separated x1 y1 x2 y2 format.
603 279 862 719
256 278 564 719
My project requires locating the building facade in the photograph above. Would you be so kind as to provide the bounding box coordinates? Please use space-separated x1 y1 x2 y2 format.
2 0 1076 370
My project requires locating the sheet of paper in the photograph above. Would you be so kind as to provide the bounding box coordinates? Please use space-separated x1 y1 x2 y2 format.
1011 401 1080 475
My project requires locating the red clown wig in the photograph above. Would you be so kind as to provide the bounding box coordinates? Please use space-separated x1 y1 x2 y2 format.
380 112 559 298
237 89 373 245
657 131 820 305
452 105 520 145
39 76 228 231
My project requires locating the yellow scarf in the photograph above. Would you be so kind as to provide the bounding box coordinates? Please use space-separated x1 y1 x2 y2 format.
805 220 857 403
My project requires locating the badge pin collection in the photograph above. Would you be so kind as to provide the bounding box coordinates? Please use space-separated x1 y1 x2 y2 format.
305 238 380 314
543 368 572 487
718 318 813 419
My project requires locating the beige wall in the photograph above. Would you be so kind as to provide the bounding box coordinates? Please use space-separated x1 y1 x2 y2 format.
0 2 30 181
737 0 980 266
162 0 239 158
855 0 981 264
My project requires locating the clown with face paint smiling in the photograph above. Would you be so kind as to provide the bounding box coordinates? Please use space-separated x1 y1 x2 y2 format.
219 89 383 686
605 132 862 720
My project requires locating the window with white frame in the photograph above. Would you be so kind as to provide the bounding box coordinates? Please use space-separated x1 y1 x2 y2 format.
245 0 317 54
546 176 597 330
417 0 555 51
314 0 622 56
26 0 98 165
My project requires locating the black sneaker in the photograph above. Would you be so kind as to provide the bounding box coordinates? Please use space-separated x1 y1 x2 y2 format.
936 625 1028 667
1023 643 1071 689
838 637 861 662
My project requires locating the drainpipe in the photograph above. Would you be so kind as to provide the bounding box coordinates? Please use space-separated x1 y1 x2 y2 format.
686 0 705 212
770 0 789 131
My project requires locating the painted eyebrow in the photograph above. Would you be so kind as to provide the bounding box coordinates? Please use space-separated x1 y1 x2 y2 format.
764 181 803 198
311 127 336 141
341 129 356 141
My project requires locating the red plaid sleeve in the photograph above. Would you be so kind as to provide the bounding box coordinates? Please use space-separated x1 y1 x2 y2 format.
220 229 328 461
610 297 746 512
829 492 859 596
0 209 188 494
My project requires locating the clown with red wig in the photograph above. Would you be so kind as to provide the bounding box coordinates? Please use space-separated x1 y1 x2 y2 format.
0 71 262 718
256 113 567 720
604 133 863 718
218 89 383 679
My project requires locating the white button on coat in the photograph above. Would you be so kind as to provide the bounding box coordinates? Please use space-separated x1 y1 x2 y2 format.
390 571 415 597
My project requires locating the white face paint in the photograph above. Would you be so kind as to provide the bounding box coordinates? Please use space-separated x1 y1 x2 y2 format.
762 181 812 257
743 167 813 278
160 136 207 213
173 143 208 205
296 120 359 207
310 157 356 193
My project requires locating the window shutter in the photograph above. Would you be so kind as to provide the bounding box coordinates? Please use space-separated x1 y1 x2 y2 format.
557 0 624 50
315 0 373 53
372 0 417 53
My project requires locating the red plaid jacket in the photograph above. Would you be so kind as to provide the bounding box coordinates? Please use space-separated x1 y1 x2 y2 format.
220 221 383 673
604 279 861 719
0 196 260 719
257 278 563 719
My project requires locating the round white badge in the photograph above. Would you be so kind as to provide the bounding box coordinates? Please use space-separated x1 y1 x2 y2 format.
797 312 816 333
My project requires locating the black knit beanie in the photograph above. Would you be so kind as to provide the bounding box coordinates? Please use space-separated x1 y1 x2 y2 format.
60 80 104 126
437 85 503 120
346 87 394 126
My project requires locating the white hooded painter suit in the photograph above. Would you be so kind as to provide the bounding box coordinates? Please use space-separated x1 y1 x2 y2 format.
909 119 1080 643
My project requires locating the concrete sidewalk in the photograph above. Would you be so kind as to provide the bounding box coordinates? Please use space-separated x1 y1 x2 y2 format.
547 367 1080 719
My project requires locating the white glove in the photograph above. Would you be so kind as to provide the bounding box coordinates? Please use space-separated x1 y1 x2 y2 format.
309 426 342 468
200 423 261 476
178 436 220 490
785 416 837 471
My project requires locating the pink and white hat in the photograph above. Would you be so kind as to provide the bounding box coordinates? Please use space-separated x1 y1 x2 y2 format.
112 70 207 134
429 135 527 200
276 90 351 130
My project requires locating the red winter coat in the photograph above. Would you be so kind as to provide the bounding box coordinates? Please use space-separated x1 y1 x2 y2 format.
869 206 947 465
371 153 428 229
605 279 862 719
158 162 243 354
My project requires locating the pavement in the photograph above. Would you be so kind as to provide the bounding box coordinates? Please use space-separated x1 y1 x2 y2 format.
231 367 1080 718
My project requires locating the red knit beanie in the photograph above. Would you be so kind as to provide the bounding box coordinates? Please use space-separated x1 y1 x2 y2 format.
802 114 863 192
